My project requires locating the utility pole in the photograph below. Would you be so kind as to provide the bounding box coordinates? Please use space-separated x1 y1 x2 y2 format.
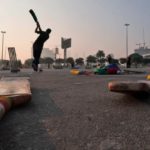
55 47 59 60
124 24 130 58
142 28 146 48
1 31 6 62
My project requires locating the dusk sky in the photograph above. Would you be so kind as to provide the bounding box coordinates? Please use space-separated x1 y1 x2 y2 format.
0 0 150 62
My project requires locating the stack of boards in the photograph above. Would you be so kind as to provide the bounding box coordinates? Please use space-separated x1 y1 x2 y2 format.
0 77 31 120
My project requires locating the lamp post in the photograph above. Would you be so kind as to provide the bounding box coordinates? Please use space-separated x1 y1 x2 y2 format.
124 24 130 58
1 31 6 62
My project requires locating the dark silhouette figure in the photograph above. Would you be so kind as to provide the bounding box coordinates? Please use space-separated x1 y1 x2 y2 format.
127 56 131 68
32 23 51 71
71 61 75 68
107 55 113 64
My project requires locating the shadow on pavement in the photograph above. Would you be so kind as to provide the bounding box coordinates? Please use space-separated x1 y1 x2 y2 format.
0 89 62 150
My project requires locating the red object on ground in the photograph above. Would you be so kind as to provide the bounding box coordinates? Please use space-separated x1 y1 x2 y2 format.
107 68 118 74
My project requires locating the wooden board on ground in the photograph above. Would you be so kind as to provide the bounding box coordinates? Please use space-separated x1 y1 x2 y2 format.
1 77 30 81
108 80 150 98
0 77 31 107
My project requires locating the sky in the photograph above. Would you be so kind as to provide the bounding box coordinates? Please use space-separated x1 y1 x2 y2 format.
0 0 150 63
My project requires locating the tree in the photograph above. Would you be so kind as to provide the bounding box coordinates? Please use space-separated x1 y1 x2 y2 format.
24 58 33 67
75 57 84 65
44 57 54 64
67 57 75 68
43 57 54 68
67 57 74 65
129 53 143 67
39 58 45 64
106 54 114 64
2 60 9 69
96 50 105 63
86 55 97 64
17 60 23 68
55 58 64 64
113 59 119 64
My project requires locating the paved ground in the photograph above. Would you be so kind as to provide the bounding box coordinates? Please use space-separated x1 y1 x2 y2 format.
0 68 150 150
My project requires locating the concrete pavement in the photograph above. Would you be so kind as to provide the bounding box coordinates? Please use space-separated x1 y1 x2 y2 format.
0 68 150 150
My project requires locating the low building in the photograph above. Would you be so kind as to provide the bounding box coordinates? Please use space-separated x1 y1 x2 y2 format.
41 48 55 59
31 48 55 59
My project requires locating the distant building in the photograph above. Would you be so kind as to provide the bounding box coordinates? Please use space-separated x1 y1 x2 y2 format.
134 46 150 58
41 48 55 59
31 48 55 60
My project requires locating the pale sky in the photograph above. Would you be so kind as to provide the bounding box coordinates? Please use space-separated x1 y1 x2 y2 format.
0 0 150 63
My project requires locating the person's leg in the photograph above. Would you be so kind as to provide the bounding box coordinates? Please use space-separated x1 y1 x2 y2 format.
36 45 43 66
32 45 38 71
32 44 43 71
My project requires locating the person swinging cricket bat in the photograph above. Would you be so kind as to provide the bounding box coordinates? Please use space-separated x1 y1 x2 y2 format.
29 9 52 71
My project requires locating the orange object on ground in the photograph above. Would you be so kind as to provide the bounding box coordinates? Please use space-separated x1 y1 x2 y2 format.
70 69 80 75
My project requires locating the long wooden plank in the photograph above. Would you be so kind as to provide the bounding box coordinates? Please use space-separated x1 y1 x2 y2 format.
0 80 31 96
108 80 150 98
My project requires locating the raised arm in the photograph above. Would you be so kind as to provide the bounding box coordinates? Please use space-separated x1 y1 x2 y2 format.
35 22 42 33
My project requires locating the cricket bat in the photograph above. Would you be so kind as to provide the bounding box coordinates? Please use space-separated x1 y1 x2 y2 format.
29 9 40 27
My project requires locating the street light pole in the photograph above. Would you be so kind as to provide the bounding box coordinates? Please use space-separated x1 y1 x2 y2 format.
1 31 6 62
124 24 130 58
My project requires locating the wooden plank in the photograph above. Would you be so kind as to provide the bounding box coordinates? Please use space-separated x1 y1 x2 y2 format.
0 77 32 120
108 80 150 98
0 80 31 96
1 77 30 81
0 78 32 108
